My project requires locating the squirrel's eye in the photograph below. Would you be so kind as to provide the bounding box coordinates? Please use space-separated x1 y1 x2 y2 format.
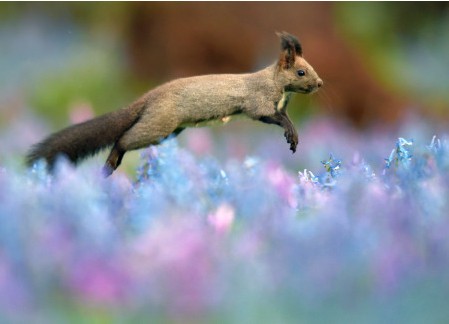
297 70 305 77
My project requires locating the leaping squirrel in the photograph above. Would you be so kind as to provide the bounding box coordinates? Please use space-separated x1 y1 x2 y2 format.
27 32 323 176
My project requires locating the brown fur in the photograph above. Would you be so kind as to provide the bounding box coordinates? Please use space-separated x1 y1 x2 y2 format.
26 32 322 176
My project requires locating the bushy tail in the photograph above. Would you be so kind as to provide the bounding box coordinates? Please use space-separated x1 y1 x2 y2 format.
26 101 145 169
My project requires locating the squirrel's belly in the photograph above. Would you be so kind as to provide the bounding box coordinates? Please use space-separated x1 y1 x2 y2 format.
180 113 247 128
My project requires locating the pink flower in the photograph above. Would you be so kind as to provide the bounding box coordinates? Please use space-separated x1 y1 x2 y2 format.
69 102 94 124
208 203 235 233
68 258 129 305
266 163 297 208
185 129 213 155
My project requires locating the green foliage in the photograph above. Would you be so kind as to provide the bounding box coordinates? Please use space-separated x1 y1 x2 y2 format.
335 2 449 106
26 48 137 128
287 93 316 122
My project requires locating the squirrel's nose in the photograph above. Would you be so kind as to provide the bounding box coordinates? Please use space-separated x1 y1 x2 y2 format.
317 79 323 88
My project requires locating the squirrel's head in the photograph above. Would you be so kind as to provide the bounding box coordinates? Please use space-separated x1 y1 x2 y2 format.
275 32 323 94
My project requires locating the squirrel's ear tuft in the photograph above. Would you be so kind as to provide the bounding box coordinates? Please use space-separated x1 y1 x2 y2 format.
276 31 303 69
276 31 303 56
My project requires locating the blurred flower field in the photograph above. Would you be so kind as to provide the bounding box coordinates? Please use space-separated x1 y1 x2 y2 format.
2 2 449 323
1 115 449 323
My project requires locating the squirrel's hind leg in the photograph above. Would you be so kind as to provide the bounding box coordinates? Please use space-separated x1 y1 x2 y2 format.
103 143 125 177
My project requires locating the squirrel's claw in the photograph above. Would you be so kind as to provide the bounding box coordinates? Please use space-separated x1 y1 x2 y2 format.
284 129 298 153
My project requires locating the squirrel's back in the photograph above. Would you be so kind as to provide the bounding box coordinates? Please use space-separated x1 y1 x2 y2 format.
149 67 277 125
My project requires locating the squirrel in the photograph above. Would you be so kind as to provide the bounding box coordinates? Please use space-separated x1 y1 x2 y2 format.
26 32 323 176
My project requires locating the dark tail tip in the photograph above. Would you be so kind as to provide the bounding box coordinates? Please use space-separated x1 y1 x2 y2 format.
25 144 54 172
26 145 44 167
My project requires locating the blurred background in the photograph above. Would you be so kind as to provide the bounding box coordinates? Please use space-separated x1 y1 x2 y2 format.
2 4 449 322
1 2 449 172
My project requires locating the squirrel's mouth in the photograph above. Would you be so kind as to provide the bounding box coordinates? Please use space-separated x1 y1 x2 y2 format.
296 87 314 94
286 85 318 94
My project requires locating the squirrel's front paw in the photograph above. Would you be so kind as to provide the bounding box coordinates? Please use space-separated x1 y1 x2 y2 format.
284 130 298 153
